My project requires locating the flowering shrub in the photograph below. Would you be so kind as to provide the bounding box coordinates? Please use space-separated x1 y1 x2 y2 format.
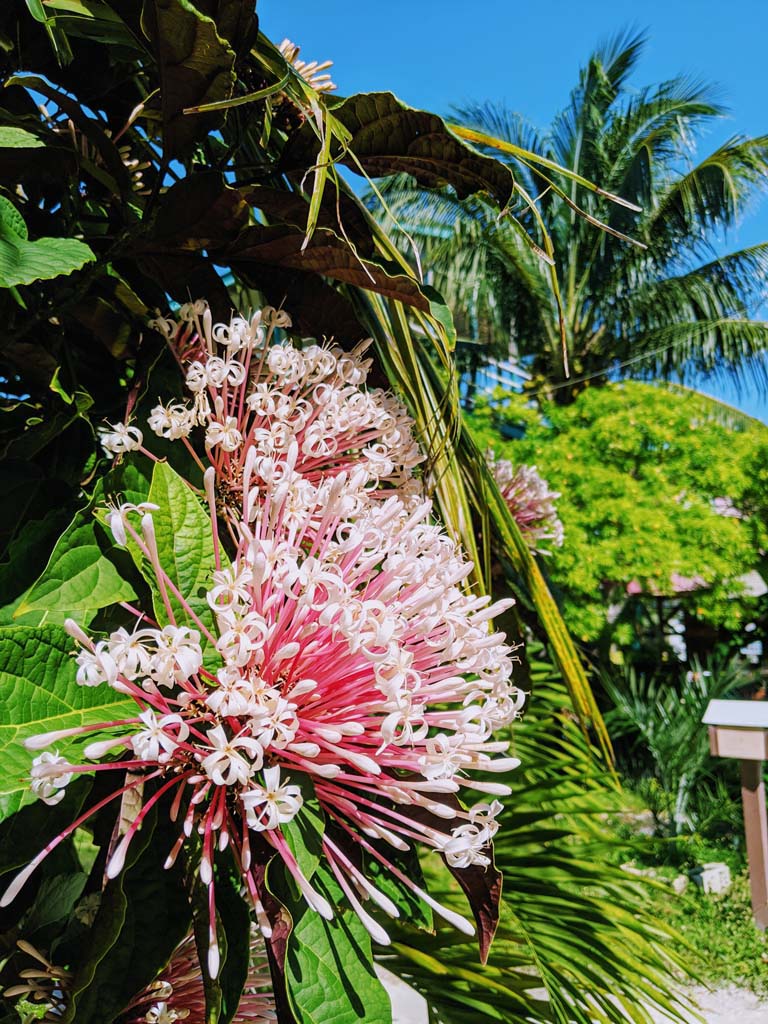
0 303 522 1022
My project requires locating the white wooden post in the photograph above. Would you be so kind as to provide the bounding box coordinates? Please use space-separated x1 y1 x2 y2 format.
703 699 768 930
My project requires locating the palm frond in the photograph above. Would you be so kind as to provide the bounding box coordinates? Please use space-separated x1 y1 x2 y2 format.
593 27 648 93
623 318 768 391
641 136 768 253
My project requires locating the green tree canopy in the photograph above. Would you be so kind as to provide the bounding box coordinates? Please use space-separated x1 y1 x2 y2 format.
470 383 768 645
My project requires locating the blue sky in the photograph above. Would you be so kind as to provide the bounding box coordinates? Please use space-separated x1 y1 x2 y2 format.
260 1 768 420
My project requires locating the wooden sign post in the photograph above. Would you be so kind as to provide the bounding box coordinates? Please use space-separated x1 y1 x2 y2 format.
703 699 768 929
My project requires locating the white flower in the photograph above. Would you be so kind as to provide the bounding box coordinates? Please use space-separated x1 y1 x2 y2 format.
441 823 491 868
205 674 262 718
200 725 263 786
469 800 503 839
131 709 189 763
75 641 118 688
105 501 160 547
252 695 299 749
145 1002 182 1024
185 360 209 393
148 401 195 440
205 417 243 452
215 611 268 668
150 626 203 687
30 752 73 805
205 356 246 388
242 766 303 831
380 694 429 748
99 421 143 455
107 626 154 680
207 566 253 613
419 733 466 781
278 38 337 93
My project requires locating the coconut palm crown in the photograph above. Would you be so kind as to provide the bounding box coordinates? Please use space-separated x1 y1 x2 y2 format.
374 30 768 403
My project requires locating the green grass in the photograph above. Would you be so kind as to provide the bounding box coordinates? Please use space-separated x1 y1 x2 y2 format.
647 870 768 995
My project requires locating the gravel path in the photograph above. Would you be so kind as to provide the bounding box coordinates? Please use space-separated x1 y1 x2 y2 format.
649 985 768 1023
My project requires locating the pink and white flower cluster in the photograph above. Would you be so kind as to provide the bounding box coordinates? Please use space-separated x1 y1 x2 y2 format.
489 455 564 555
5 303 523 978
103 300 425 505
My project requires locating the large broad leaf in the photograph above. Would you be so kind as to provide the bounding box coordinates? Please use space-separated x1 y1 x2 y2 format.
140 0 236 158
281 92 514 210
383 673 694 1024
194 0 259 59
5 76 131 193
16 460 152 626
146 461 225 650
283 864 392 1024
0 626 134 821
0 777 92 881
245 185 377 258
0 196 94 288
282 775 325 883
225 222 449 316
216 874 253 1024
137 252 234 320
15 516 137 627
358 839 432 933
150 172 250 251
407 800 501 963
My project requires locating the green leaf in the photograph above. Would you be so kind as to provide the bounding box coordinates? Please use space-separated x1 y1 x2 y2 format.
282 92 515 210
0 776 92 880
5 76 129 191
17 460 152 625
0 197 27 240
35 0 139 47
0 196 94 288
245 184 376 258
146 461 225 652
0 507 71 626
282 776 325 884
22 871 87 935
0 127 44 149
16 516 137 626
187 855 252 1024
188 867 223 1024
284 864 392 1024
0 625 134 821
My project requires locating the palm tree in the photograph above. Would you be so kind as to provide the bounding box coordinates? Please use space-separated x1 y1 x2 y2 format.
374 30 768 403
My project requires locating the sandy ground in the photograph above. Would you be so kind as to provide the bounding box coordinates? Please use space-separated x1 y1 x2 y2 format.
649 985 768 1023
378 967 768 1023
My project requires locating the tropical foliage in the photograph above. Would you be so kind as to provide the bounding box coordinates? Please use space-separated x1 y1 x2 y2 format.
604 656 750 835
470 382 768 649
0 4 703 1023
372 30 768 401
382 654 694 1024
